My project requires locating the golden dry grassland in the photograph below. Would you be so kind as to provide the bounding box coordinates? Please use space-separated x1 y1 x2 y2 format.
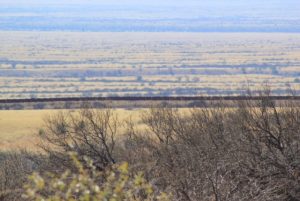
0 105 291 151
0 109 145 151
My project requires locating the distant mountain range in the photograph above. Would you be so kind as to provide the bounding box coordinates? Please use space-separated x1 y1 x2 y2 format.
0 0 300 32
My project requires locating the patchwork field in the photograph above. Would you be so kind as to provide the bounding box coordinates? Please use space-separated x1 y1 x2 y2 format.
1 32 300 99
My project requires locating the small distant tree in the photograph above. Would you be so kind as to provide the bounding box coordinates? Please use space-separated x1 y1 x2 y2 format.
93 101 105 108
271 67 279 75
136 75 143 82
33 103 45 110
64 101 72 109
294 78 300 83
80 76 86 82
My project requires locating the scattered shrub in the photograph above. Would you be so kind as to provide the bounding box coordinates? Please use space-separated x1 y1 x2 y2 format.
2 91 300 200
23 153 170 201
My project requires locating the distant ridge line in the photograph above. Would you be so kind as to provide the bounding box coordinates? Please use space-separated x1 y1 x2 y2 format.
1 96 300 104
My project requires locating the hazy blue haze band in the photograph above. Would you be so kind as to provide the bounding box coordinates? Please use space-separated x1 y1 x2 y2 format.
1 0 300 32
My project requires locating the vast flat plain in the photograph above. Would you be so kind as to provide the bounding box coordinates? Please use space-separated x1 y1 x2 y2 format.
1 32 300 99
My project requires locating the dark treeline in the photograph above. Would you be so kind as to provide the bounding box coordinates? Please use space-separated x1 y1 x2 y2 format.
1 95 300 104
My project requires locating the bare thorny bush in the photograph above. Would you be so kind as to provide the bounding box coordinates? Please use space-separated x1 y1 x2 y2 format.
0 151 45 201
123 97 300 201
39 109 118 171
2 92 300 200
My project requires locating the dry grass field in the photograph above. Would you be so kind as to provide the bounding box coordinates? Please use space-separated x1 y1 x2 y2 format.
0 108 146 151
1 32 300 99
0 110 48 150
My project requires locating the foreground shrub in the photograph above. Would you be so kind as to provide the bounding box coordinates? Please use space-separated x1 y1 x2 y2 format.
23 153 170 201
123 98 300 201
0 151 43 201
40 109 119 171
24 91 300 200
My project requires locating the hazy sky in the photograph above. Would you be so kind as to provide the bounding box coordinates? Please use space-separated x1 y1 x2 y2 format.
0 0 300 32
2 0 299 16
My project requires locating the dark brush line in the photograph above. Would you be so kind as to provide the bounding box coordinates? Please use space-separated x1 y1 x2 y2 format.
0 96 300 104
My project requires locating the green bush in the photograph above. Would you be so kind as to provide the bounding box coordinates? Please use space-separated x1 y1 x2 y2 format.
23 153 170 201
